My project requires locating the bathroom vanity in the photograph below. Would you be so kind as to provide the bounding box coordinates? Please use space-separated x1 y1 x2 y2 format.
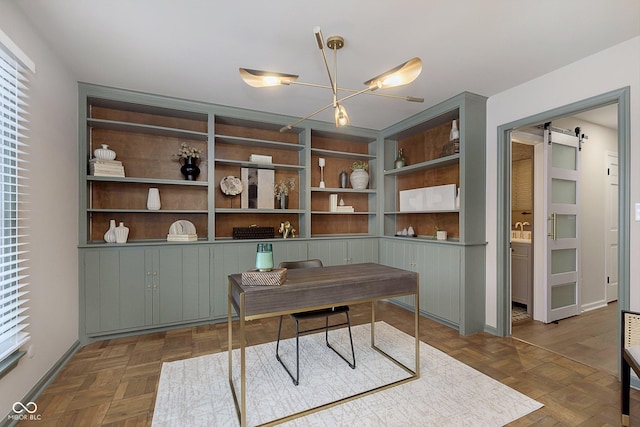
511 240 533 314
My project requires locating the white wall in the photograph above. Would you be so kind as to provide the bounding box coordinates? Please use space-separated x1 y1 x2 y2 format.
485 36 640 329
0 2 79 418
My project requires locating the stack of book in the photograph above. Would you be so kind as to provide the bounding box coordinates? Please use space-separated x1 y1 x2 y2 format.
166 233 198 242
329 194 355 212
90 159 125 177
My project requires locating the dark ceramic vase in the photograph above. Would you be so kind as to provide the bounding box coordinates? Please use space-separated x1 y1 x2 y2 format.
180 156 200 181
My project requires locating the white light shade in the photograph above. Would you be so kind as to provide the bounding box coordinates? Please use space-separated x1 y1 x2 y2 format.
239 68 299 87
318 158 325 167
363 57 422 89
334 104 350 127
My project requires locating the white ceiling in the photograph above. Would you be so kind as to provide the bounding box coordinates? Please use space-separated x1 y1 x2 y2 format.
15 0 640 130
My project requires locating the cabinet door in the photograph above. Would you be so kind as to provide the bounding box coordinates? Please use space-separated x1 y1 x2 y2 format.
511 244 531 306
272 240 308 267
212 243 256 318
84 248 146 334
379 239 416 307
347 238 379 264
153 246 212 325
308 240 348 266
419 244 460 326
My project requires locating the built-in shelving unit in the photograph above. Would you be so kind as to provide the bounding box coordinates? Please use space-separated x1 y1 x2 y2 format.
309 130 378 237
212 116 306 239
81 92 211 244
78 84 488 340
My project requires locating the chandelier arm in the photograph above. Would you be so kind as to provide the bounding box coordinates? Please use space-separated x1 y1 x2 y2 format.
288 81 422 102
279 101 335 133
315 28 336 96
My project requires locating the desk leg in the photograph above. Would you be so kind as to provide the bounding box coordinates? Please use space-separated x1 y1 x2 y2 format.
239 293 246 427
414 275 420 377
228 282 247 427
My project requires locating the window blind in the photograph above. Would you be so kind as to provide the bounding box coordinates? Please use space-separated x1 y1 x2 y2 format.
0 44 30 364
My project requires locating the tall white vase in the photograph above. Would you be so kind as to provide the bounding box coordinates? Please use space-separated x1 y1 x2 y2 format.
115 222 129 243
104 219 117 243
147 188 161 210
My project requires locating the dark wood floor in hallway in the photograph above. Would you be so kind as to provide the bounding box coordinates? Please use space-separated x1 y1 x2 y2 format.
17 302 640 426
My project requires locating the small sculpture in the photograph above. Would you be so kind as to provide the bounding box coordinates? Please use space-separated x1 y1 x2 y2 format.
278 221 296 239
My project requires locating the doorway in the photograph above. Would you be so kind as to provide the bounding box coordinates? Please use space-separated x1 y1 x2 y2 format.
496 88 630 373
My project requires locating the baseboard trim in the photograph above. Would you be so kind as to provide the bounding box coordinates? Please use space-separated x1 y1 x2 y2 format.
1 340 82 427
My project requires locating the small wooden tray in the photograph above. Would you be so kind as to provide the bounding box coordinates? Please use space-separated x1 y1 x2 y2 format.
241 268 287 286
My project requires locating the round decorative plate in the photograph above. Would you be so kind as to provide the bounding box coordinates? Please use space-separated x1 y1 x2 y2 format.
220 176 243 196
168 220 197 235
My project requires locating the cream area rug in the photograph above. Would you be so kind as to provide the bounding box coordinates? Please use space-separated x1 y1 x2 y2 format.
153 322 542 426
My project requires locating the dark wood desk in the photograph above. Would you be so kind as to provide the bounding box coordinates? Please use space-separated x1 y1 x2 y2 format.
228 262 419 426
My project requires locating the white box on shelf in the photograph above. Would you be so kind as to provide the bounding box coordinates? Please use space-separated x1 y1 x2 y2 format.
241 168 275 209
399 184 457 212
249 154 272 164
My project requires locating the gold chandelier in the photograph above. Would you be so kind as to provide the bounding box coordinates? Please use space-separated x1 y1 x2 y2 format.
239 26 423 132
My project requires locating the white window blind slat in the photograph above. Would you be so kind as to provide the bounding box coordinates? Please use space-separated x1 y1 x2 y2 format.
0 37 31 365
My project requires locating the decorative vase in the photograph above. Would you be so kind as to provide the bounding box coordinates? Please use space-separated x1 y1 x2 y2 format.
394 148 406 168
255 243 274 271
339 169 348 189
277 194 288 209
180 156 200 181
450 120 459 142
115 222 129 243
147 188 161 210
104 219 117 243
436 230 447 241
94 144 116 161
349 169 369 189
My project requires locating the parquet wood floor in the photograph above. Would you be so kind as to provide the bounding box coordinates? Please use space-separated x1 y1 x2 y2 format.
513 302 619 375
17 302 640 426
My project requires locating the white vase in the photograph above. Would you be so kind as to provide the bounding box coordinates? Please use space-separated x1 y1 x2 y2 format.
349 169 369 189
436 230 447 241
94 144 116 161
450 120 459 141
115 222 129 243
104 219 117 243
147 188 161 210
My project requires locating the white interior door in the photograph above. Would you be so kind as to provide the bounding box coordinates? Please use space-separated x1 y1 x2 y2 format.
544 126 580 322
605 151 619 302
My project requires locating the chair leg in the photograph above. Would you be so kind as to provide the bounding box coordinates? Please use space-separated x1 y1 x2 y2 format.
275 315 299 386
325 312 356 369
622 358 631 426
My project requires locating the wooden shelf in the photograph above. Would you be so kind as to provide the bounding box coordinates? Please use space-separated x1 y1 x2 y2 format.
310 148 376 160
88 209 208 214
311 187 376 193
311 211 375 215
214 135 304 151
87 176 208 186
384 154 459 176
88 118 208 141
214 159 304 171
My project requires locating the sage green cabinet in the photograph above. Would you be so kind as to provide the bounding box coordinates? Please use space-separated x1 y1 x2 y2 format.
379 239 424 309
307 238 379 266
418 243 460 327
380 238 462 330
82 245 212 337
